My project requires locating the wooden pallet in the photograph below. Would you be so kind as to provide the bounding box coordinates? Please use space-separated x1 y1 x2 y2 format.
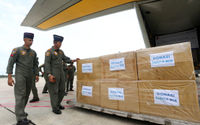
75 102 200 125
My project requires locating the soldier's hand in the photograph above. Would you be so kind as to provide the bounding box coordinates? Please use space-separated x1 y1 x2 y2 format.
72 58 80 62
49 75 56 83
8 77 14 86
35 75 39 82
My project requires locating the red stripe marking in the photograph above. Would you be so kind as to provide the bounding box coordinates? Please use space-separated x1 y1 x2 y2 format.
62 99 72 101
0 103 15 105
0 99 73 104
0 97 15 99
28 99 73 103
0 99 74 108
26 105 51 108
0 104 73 108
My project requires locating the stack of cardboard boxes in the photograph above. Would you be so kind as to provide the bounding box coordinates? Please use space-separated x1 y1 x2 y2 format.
77 57 102 106
100 52 139 113
76 42 200 122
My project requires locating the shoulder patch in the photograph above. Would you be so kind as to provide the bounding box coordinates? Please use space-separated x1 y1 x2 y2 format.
46 51 50 56
54 51 58 56
20 50 26 55
10 48 17 57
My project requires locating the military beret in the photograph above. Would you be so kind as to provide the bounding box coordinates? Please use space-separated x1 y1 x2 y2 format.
24 32 34 39
53 34 64 42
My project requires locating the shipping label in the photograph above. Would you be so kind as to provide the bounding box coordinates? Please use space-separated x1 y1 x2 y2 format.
82 86 93 97
108 88 124 100
154 89 180 106
109 58 125 71
150 51 175 67
82 63 93 73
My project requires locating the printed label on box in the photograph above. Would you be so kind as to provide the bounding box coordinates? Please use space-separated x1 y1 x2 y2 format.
150 51 175 67
82 86 93 97
154 89 179 106
109 58 125 71
82 63 93 73
108 88 124 100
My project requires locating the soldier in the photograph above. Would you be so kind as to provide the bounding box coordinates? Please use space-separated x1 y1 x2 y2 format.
39 64 48 94
44 34 79 114
66 62 76 91
29 57 40 103
6 32 39 125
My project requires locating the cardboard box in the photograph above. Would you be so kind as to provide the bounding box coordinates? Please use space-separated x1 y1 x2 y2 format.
137 42 195 80
100 80 139 113
138 80 200 122
118 81 139 113
100 80 118 110
100 51 138 81
77 80 100 106
77 57 102 81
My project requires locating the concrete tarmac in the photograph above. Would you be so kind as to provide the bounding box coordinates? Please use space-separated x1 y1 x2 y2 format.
0 77 156 125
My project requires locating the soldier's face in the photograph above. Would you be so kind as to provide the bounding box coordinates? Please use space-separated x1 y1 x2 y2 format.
54 41 62 49
24 38 33 47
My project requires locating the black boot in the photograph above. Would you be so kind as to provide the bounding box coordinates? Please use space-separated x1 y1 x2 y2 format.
16 118 30 125
29 98 39 103
64 91 68 96
52 109 62 114
42 91 48 94
59 105 65 110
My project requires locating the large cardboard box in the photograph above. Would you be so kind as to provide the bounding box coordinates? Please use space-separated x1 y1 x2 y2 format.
77 80 100 106
100 51 138 81
77 57 102 81
118 81 139 113
137 42 195 80
138 80 200 122
100 80 139 113
100 80 118 110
